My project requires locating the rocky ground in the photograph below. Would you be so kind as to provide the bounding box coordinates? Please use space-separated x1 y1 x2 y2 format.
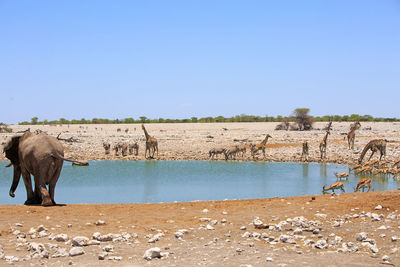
1 122 400 266
1 122 400 164
0 191 399 266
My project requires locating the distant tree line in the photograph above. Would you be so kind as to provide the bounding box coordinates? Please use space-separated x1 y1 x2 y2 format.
17 111 399 126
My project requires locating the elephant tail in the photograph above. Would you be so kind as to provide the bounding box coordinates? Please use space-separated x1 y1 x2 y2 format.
50 153 89 166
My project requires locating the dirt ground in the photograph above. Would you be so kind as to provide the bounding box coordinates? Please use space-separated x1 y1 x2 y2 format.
0 191 399 266
1 122 400 266
1 122 400 164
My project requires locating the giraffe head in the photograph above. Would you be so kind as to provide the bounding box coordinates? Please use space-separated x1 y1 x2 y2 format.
141 124 145 130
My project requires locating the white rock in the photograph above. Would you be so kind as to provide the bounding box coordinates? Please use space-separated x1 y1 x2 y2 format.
242 232 252 238
52 248 68 258
92 232 113 242
69 247 85 257
38 232 48 238
88 240 101 246
266 257 273 262
293 228 303 235
96 220 106 226
280 235 296 244
382 255 391 262
356 232 368 242
253 218 263 227
392 236 398 242
314 213 327 220
148 233 165 243
202 209 209 213
240 226 247 230
15 223 23 227
36 225 47 232
143 247 161 260
199 218 211 222
72 236 89 246
375 205 382 210
369 244 379 253
377 225 387 230
54 234 69 242
103 245 114 252
206 224 215 230
98 252 107 260
5 256 19 263
314 239 328 249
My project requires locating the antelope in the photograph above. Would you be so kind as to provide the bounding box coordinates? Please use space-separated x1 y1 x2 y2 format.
355 166 373 175
209 147 226 160
358 139 387 164
354 178 373 192
322 182 345 193
392 158 400 168
224 145 240 160
335 172 349 180
349 164 362 172
237 144 249 158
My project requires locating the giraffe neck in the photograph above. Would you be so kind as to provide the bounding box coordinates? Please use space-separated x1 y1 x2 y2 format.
260 136 269 146
143 127 150 140
323 133 329 143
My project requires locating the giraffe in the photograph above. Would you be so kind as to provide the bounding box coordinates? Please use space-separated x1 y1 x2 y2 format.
354 178 373 192
319 130 330 159
347 121 361 150
300 141 309 161
322 182 345 194
251 134 272 160
358 139 387 164
142 124 158 159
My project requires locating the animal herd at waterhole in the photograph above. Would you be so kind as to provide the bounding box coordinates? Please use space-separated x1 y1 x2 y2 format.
2 122 400 206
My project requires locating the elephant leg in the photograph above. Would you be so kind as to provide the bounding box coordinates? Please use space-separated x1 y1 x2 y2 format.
35 170 53 206
48 167 61 205
21 169 36 205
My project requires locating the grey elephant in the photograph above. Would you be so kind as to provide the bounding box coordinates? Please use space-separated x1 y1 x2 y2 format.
3 131 83 206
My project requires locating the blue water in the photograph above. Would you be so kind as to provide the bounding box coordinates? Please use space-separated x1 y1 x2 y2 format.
0 161 398 204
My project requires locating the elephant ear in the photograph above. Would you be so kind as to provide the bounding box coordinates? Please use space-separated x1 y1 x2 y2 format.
3 135 21 165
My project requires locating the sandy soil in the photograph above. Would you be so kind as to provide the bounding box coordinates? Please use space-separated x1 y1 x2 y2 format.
1 122 400 266
0 191 399 266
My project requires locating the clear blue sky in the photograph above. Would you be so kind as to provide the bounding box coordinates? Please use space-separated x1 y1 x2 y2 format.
1 0 399 124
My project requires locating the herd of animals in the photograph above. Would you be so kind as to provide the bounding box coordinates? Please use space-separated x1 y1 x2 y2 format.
1 121 399 207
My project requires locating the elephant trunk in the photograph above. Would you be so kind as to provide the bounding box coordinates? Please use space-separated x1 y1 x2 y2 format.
9 165 21 198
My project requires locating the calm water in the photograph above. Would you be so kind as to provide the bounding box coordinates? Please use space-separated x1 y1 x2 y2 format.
0 161 398 204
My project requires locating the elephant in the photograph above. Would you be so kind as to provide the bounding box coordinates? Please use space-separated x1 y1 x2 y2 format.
3 131 83 206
